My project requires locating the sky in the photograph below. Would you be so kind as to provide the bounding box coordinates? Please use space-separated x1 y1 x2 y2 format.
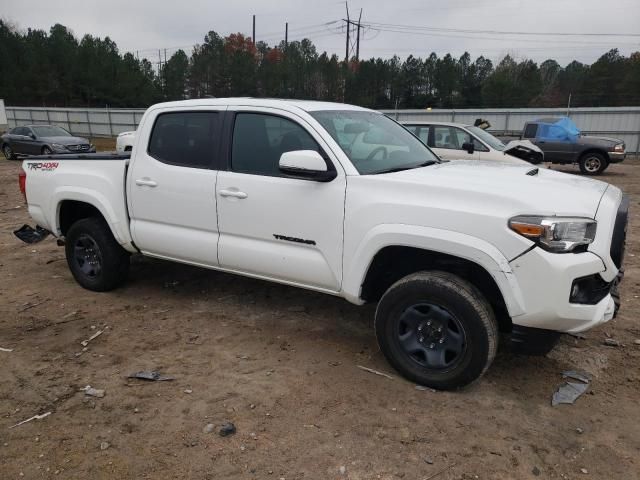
2 0 639 66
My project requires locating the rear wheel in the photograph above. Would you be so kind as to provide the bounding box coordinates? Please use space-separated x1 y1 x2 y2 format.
2 144 16 160
375 271 498 390
65 217 130 291
579 152 607 175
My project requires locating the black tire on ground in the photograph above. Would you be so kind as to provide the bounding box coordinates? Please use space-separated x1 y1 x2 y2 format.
2 144 16 160
578 152 608 175
375 271 498 390
42 146 52 155
65 217 130 292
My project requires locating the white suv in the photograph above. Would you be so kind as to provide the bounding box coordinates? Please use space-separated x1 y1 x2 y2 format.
403 121 543 165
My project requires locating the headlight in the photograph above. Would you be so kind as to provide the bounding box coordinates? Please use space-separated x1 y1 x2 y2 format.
613 143 625 153
509 216 596 253
51 143 67 150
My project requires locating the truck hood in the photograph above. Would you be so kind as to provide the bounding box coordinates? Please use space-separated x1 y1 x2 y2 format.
577 135 623 147
387 160 608 217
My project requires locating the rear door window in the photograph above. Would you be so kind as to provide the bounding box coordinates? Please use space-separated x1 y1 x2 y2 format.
148 112 220 168
523 123 538 139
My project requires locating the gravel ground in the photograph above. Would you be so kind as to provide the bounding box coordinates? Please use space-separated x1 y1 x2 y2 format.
1 152 639 479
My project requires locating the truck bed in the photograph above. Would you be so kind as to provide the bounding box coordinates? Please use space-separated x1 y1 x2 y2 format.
22 153 134 250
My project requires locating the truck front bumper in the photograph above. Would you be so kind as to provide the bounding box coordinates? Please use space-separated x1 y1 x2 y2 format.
508 188 626 336
608 151 626 163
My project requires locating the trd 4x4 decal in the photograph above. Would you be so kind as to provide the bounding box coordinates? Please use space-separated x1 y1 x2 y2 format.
27 162 59 171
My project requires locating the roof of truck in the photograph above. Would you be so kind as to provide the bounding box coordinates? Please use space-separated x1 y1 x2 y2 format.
149 98 370 113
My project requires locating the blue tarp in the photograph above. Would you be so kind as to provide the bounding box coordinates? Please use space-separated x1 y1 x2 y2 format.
537 117 581 143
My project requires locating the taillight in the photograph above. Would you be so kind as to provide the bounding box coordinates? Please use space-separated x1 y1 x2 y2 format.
19 168 27 202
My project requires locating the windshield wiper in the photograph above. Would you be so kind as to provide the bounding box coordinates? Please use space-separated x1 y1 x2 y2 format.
372 160 438 175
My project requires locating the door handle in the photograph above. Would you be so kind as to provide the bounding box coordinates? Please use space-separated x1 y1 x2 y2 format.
135 178 158 187
219 189 248 199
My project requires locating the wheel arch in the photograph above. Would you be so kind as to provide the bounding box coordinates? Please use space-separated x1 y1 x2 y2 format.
343 225 527 327
579 148 609 163
52 192 135 252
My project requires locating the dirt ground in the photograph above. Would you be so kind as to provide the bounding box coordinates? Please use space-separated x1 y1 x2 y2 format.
1 148 639 480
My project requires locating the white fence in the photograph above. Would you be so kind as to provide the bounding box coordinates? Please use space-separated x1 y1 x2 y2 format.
5 106 144 137
5 105 640 153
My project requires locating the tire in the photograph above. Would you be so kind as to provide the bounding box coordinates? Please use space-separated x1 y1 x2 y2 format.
2 144 16 160
42 146 52 155
65 217 130 291
579 152 608 175
375 271 498 390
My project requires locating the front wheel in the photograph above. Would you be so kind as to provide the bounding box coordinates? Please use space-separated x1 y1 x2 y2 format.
2 144 16 160
579 152 608 175
375 271 498 390
65 217 130 291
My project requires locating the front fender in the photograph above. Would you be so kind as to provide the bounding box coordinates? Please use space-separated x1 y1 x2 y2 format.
342 224 526 317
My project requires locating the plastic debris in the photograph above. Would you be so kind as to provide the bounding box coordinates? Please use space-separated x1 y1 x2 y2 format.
13 224 50 244
219 422 236 437
604 338 621 347
0 347 13 352
356 365 394 380
81 330 103 347
83 386 105 398
552 382 589 406
127 371 174 381
9 412 52 429
562 370 592 384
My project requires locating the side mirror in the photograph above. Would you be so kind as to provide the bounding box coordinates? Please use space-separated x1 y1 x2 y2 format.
462 142 474 154
279 150 337 182
29 133 36 140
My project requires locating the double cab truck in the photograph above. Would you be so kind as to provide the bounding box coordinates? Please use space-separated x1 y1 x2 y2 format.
17 99 628 390
522 117 626 175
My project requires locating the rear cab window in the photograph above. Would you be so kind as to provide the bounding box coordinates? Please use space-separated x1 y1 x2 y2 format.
148 111 220 168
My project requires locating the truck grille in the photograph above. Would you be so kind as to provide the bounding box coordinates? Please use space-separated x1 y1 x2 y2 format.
610 195 629 269
68 144 90 152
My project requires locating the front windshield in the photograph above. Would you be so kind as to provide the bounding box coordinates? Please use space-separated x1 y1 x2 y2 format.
310 110 439 174
32 126 71 137
467 126 505 151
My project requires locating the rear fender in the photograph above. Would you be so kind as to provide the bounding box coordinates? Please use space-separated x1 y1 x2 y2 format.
50 187 135 252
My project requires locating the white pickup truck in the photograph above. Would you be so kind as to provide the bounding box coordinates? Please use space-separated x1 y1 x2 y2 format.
17 98 628 390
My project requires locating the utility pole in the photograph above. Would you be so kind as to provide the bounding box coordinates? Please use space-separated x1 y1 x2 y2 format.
344 3 364 62
345 2 350 62
252 14 256 45
356 8 362 61
285 22 288 50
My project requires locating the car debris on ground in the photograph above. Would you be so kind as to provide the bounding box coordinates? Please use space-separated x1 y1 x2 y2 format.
9 412 52 429
81 330 103 347
552 370 591 406
83 386 105 398
127 371 174 381
356 365 394 380
604 338 622 347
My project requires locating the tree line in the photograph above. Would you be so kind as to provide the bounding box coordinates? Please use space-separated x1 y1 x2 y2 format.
1 20 639 109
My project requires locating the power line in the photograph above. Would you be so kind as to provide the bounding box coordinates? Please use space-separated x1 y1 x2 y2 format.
363 21 640 38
